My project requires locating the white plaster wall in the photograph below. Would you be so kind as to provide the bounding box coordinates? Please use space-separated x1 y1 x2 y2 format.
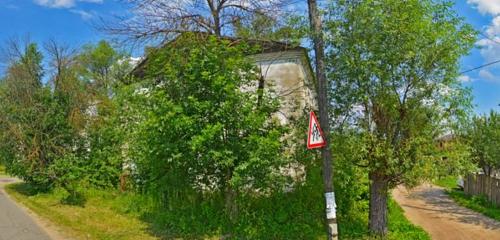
250 50 317 124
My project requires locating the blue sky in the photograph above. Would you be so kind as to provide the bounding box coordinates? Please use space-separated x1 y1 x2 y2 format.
0 0 123 46
0 0 499 115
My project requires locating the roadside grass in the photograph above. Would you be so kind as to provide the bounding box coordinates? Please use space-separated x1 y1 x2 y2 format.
434 175 458 189
0 164 7 177
5 182 324 240
5 183 158 240
5 180 429 240
341 198 430 240
434 176 500 222
386 199 430 240
447 191 500 222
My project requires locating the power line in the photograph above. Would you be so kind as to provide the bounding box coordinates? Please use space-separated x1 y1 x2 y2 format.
460 59 500 74
459 32 500 74
479 32 500 46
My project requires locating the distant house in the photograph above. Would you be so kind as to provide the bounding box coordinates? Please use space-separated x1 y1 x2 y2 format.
132 34 318 124
436 133 454 151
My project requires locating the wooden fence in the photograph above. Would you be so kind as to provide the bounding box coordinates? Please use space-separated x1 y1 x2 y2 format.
464 174 500 207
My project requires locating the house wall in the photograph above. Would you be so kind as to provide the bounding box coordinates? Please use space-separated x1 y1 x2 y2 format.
250 50 317 124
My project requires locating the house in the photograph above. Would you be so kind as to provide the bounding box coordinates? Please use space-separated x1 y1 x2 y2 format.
132 34 318 125
123 35 319 190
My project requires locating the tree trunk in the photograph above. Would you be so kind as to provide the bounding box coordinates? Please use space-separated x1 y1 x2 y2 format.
256 75 265 107
369 173 388 236
225 186 237 222
224 167 238 222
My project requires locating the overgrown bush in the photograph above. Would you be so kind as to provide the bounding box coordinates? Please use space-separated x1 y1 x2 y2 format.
123 34 299 217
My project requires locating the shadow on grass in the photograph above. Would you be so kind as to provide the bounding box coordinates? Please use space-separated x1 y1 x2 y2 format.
61 190 87 207
7 182 44 197
133 189 325 240
8 182 87 207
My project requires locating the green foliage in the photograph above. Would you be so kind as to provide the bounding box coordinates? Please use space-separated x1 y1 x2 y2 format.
77 40 132 92
325 0 476 233
133 166 324 240
385 199 431 240
0 26 437 240
466 111 500 175
326 0 476 188
49 153 87 206
124 34 295 212
0 40 127 194
234 14 307 44
338 197 430 240
0 164 6 177
434 176 460 189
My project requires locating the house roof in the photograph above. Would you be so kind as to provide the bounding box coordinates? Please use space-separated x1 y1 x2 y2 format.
131 32 306 78
436 133 454 142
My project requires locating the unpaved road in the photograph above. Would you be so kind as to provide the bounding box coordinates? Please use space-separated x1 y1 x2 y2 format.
0 177 52 240
393 184 500 240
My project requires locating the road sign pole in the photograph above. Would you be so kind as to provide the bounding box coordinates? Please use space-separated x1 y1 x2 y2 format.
307 0 339 239
307 111 338 239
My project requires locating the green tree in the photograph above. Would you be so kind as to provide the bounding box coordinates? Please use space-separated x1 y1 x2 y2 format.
0 41 78 189
74 40 133 189
325 0 475 235
234 14 306 44
77 40 131 94
467 111 500 176
124 34 294 219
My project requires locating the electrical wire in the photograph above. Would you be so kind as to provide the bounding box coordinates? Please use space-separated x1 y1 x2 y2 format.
460 32 500 74
460 59 500 74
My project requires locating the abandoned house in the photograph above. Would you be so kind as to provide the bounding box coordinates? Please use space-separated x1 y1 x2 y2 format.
132 34 318 125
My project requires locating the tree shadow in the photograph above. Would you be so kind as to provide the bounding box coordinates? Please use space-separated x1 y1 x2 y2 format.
6 182 43 197
405 186 500 231
60 190 87 207
134 189 325 240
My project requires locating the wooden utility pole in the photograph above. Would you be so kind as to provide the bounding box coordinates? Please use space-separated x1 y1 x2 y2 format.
307 0 338 239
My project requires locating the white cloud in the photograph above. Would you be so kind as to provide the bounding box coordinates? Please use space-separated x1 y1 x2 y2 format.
467 1 500 84
487 16 500 36
34 0 103 9
476 16 500 63
477 38 500 63
467 0 500 16
34 0 75 8
70 9 94 21
458 75 473 83
479 69 500 83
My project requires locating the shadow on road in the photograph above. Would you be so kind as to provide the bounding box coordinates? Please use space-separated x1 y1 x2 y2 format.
402 186 500 231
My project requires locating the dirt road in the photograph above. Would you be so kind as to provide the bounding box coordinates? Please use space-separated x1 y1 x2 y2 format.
0 177 52 240
393 184 500 240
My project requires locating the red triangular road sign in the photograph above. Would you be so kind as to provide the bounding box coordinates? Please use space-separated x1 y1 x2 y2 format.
307 111 326 149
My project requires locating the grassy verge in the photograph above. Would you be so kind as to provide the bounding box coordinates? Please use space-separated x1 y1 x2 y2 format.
6 182 323 240
386 199 430 240
0 164 7 177
447 190 500 221
5 183 158 240
341 198 430 240
434 176 500 222
5 180 428 240
434 175 458 189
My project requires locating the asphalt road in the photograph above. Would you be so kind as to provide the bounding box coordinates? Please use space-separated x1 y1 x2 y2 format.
394 184 500 240
0 177 52 240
